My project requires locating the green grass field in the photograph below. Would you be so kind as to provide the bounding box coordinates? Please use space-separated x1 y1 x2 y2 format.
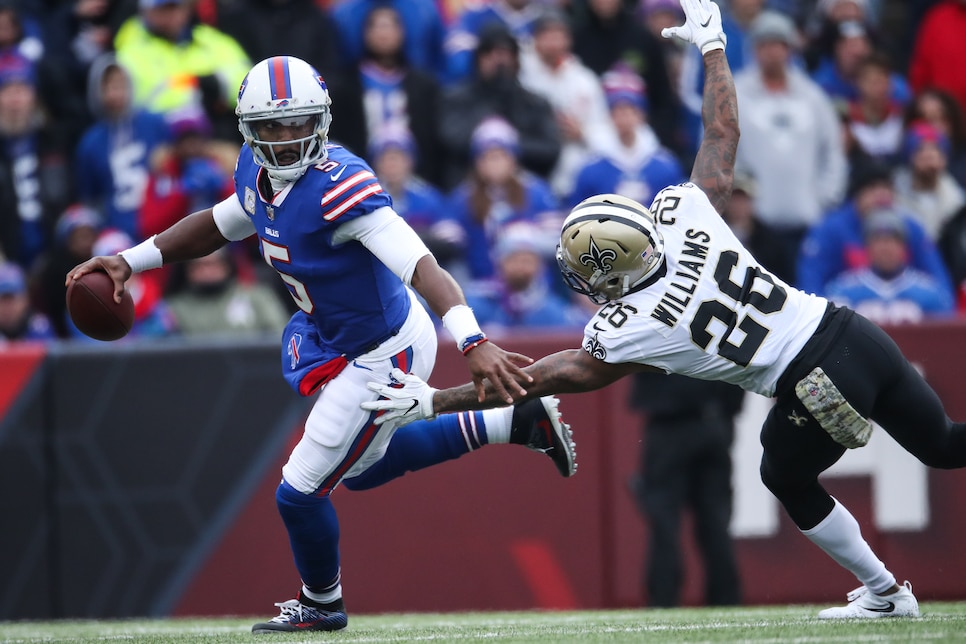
4 603 966 643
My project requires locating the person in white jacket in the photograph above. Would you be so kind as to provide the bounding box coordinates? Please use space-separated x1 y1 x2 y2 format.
518 8 614 199
734 10 847 281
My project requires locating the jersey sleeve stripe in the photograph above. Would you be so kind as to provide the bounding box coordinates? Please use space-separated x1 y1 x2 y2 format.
320 170 375 206
323 184 384 221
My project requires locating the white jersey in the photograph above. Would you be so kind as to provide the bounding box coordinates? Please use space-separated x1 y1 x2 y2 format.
580 183 828 397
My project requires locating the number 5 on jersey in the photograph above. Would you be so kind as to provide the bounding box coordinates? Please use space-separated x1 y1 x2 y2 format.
262 239 315 314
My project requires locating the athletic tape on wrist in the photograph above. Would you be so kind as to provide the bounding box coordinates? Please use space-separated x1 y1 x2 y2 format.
442 304 484 350
118 235 164 273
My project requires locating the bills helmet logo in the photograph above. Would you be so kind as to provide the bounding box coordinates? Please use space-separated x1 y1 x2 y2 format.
237 75 248 103
288 333 302 370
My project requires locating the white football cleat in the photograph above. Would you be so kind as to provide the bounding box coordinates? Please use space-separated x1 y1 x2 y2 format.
818 580 920 619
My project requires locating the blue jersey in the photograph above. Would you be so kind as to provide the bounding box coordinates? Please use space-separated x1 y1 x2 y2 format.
75 110 172 240
569 149 685 208
826 267 954 325
233 144 411 374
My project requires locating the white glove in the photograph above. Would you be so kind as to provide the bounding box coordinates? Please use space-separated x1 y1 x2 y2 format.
661 0 727 55
361 368 438 426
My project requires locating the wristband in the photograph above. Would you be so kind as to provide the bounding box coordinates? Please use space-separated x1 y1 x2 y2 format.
442 304 484 351
118 235 164 273
459 333 488 356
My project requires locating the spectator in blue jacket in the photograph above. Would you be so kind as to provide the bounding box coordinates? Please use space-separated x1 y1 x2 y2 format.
797 161 953 296
0 261 54 342
464 222 585 331
569 68 685 207
443 117 560 281
826 208 954 324
75 56 172 241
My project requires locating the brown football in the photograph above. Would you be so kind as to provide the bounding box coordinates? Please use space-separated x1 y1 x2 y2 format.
66 271 135 341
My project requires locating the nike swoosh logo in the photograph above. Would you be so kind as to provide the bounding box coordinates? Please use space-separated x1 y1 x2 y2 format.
867 601 896 613
592 322 607 331
405 399 419 414
700 16 712 27
330 166 347 181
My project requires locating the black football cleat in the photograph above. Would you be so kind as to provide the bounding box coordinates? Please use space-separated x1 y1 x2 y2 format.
509 396 577 477
252 592 348 633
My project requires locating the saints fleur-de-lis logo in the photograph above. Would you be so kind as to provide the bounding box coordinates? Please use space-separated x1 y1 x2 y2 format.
579 236 617 274
583 334 607 360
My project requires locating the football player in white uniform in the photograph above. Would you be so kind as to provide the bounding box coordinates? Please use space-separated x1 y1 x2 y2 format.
365 0 966 619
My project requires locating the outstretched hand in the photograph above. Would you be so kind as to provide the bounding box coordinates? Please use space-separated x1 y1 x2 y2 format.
661 0 727 55
464 340 533 404
65 255 133 304
362 368 438 426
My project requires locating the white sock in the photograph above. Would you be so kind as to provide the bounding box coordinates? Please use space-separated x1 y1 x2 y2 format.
302 583 341 605
482 407 513 444
801 498 896 595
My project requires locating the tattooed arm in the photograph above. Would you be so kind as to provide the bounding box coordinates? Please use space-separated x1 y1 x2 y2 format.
363 349 659 424
432 349 652 413
661 0 736 213
690 50 740 214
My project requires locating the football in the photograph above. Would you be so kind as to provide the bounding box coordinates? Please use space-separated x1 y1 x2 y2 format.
66 271 135 341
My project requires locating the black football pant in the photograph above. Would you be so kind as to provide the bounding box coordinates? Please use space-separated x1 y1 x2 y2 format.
760 307 966 531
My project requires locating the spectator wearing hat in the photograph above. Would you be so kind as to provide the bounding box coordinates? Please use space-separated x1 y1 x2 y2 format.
30 204 102 337
443 0 542 85
722 172 795 283
438 23 560 190
442 117 560 282
332 0 445 79
909 0 966 116
810 22 910 114
138 106 235 243
893 121 966 240
518 8 613 199
113 0 250 140
0 0 87 140
797 160 952 296
571 0 679 155
568 68 684 208
325 4 443 187
0 261 54 342
66 229 176 341
464 222 585 332
74 56 173 241
0 52 74 271
826 209 954 325
368 122 458 273
734 10 847 280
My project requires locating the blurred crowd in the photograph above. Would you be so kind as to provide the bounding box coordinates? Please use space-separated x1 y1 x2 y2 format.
1 0 965 344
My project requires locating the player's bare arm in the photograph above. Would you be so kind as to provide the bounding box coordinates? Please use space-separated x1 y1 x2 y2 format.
689 50 739 214
66 208 229 302
410 254 534 403
363 349 657 425
433 349 651 413
661 0 736 213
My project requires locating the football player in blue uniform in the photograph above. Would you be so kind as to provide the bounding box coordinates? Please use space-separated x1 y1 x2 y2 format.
67 55 576 633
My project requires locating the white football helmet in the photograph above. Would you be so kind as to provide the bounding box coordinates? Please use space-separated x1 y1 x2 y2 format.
556 194 665 304
236 56 332 182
